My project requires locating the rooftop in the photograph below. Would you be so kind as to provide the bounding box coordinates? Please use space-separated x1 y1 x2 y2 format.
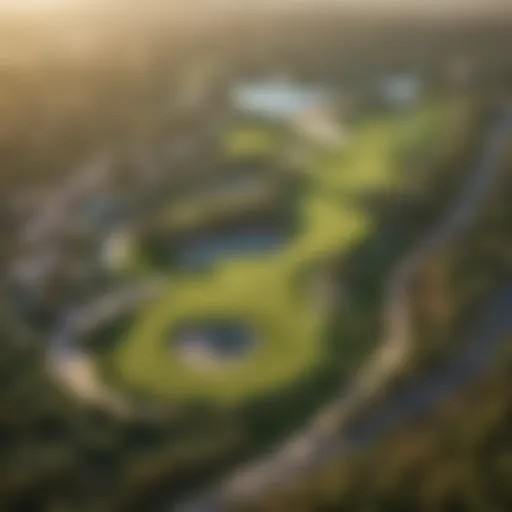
231 78 333 120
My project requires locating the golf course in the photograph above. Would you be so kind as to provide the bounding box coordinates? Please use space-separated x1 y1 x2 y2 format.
107 100 461 404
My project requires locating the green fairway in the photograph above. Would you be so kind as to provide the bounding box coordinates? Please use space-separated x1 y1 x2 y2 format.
109 100 462 404
222 124 283 157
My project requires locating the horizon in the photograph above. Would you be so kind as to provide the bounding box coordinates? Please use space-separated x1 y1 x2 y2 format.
1 0 512 16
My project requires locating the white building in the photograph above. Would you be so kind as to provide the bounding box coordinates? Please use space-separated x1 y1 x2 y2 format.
231 77 333 120
100 230 134 273
379 73 423 109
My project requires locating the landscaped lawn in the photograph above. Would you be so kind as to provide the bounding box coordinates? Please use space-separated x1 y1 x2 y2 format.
222 124 283 158
109 100 464 404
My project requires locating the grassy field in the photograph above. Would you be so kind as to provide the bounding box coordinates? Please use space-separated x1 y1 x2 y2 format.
222 124 283 158
109 100 463 404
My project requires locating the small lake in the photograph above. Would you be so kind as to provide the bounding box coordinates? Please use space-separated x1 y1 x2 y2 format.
175 228 289 270
172 321 257 366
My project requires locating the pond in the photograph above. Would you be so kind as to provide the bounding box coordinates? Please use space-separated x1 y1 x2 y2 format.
175 227 290 270
172 320 257 368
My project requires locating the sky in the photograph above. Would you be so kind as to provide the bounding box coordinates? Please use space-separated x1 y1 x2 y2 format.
0 0 85 10
0 0 73 10
0 0 510 31
0 0 511 13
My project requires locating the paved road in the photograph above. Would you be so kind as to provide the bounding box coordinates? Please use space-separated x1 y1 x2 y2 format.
46 279 165 414
177 107 512 511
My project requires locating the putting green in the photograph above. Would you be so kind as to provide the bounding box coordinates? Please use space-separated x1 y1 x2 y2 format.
109 100 463 404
